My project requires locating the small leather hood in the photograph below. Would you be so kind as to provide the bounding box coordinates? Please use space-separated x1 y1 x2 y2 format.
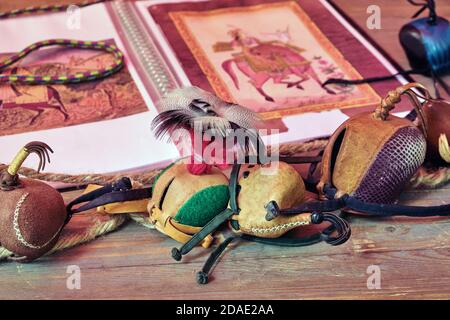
0 141 67 261
148 162 229 224
421 99 450 164
232 161 310 238
318 84 431 204
148 162 229 248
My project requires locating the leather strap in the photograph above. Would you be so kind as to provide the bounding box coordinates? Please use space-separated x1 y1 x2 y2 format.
151 206 214 248
66 177 133 213
265 198 345 219
345 196 450 217
171 208 235 261
69 187 152 214
172 220 203 234
81 183 149 214
323 185 450 217
197 236 237 284
275 186 450 217
162 217 213 249
229 163 241 214
278 156 322 164
98 199 149 214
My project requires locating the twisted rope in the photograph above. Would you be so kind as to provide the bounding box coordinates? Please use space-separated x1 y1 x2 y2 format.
0 141 327 185
129 213 155 229
49 214 128 253
1 139 448 188
272 139 329 155
375 88 402 120
0 163 161 186
0 213 128 262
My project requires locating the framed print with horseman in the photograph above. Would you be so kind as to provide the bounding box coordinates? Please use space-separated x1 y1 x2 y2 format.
152 0 382 119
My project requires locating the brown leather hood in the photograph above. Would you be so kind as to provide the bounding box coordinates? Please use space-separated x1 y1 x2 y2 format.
422 100 450 164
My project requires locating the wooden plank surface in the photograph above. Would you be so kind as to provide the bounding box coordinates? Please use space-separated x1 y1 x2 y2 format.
1 183 449 300
0 0 449 300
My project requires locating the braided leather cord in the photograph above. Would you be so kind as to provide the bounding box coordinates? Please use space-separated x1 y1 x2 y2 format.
0 0 107 19
0 39 125 84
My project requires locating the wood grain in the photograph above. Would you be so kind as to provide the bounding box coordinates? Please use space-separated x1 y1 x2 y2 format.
0 179 448 300
0 0 449 300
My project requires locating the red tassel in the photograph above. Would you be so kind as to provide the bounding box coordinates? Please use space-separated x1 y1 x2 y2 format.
187 129 232 174
187 163 212 175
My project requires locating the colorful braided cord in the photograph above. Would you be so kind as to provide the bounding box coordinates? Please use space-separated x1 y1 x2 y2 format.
0 39 125 84
0 0 108 19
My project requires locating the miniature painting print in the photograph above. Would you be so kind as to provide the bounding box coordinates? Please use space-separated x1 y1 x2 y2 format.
0 40 147 136
169 1 380 119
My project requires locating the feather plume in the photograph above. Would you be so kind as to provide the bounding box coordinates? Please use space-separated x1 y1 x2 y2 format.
152 86 264 154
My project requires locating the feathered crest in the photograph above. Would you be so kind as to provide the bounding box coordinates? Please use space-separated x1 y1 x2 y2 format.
152 86 264 155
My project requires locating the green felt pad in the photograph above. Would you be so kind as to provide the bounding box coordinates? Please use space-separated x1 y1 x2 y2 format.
174 185 230 227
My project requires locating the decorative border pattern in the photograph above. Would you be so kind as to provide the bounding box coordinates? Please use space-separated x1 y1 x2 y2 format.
250 219 310 235
111 1 177 99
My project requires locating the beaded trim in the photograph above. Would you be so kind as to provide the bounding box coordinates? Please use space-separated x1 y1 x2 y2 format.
112 1 176 96
250 220 310 235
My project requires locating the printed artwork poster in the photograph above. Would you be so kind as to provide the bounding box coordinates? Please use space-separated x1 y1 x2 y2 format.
0 41 147 136
166 1 381 119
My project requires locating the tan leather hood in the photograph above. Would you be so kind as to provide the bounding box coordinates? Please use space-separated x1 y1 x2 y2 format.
147 162 229 248
232 161 311 238
148 162 229 220
319 112 417 198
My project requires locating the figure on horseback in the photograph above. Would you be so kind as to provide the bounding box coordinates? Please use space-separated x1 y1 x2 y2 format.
214 28 335 102
0 67 69 124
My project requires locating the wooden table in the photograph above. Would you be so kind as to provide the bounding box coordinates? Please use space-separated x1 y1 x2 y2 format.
1 184 449 300
0 0 449 300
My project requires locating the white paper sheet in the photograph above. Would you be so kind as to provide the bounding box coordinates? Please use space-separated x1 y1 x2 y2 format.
0 3 178 174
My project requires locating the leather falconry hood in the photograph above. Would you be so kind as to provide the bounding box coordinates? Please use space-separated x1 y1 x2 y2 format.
318 82 450 204
317 83 429 204
266 82 450 223
0 142 68 261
